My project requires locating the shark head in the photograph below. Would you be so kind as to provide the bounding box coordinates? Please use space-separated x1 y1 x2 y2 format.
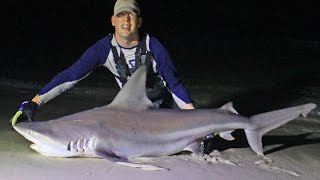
13 122 78 157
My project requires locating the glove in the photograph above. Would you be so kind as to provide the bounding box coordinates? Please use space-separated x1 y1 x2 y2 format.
10 101 38 127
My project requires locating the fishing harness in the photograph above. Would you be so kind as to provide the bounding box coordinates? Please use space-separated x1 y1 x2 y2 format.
110 33 152 85
109 33 171 102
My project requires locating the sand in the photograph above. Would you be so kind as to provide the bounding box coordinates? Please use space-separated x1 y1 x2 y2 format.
1 84 320 180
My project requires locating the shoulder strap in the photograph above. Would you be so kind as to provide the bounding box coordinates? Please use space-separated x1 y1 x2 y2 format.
135 33 152 71
111 46 130 85
108 34 130 85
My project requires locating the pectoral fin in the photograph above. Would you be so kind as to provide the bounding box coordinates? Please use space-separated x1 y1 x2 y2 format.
94 150 169 171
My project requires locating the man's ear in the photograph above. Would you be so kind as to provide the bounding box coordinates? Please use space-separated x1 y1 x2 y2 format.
137 17 143 28
111 15 116 26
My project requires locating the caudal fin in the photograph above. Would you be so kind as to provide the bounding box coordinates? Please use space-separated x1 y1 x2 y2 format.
244 103 317 156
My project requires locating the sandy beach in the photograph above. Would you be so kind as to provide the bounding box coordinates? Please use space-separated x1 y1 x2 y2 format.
1 0 320 179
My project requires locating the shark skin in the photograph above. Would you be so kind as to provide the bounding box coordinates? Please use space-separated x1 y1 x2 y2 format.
13 65 317 171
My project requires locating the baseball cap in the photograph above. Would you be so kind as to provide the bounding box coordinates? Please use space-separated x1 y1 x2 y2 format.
114 0 140 16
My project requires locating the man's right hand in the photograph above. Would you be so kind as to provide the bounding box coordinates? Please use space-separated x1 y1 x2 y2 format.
10 101 38 127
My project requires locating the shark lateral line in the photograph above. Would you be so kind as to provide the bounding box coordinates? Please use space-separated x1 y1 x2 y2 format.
14 65 317 171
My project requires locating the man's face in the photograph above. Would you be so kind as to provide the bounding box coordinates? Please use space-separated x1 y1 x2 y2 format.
112 11 142 39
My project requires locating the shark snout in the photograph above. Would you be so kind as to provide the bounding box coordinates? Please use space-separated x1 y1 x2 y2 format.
13 125 40 145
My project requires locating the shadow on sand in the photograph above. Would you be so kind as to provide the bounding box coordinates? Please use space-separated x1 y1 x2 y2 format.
203 130 320 155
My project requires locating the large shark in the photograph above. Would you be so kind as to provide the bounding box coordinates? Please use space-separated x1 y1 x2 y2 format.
13 65 316 170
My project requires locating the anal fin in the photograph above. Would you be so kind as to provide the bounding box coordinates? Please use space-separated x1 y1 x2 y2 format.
184 141 204 155
219 130 235 141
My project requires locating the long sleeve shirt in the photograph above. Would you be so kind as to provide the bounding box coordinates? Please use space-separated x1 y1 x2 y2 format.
37 33 192 108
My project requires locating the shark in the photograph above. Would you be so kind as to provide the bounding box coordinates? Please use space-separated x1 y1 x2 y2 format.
13 65 317 171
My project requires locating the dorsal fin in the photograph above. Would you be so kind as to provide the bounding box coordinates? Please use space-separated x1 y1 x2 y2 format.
220 101 239 114
108 65 154 111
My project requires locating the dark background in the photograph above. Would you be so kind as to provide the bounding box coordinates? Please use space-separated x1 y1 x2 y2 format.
1 0 319 82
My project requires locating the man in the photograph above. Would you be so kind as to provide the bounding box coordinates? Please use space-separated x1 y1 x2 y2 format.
10 0 195 126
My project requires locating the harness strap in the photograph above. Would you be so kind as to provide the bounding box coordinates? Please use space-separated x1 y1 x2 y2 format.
135 34 152 71
111 46 130 85
109 34 171 104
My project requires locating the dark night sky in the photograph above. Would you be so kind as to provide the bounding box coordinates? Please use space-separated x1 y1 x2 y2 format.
1 0 319 81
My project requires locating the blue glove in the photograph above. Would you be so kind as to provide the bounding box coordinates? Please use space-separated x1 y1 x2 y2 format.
10 101 38 127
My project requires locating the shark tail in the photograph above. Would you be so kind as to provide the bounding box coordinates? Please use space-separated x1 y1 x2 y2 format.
244 103 316 156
